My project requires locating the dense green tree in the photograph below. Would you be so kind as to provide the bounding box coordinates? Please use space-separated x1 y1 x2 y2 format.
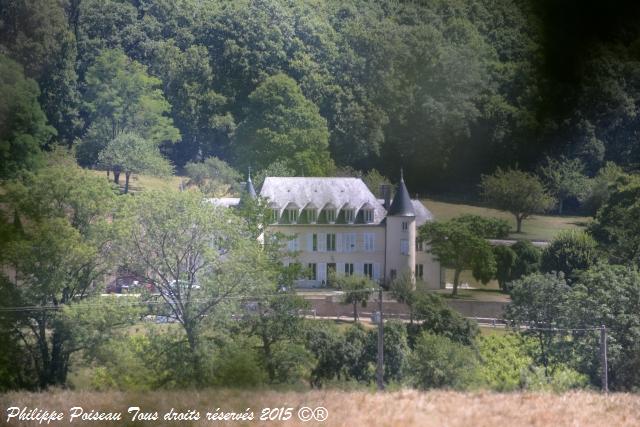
184 156 242 197
410 292 478 346
409 331 478 390
493 245 517 291
0 0 82 146
480 167 554 233
0 54 55 179
0 154 119 389
453 214 511 239
510 240 542 281
78 48 180 166
98 132 173 193
582 162 626 215
589 175 640 266
243 293 310 383
235 74 334 176
304 321 365 387
541 230 599 280
538 156 590 214
419 216 497 296
567 264 640 390
363 320 410 384
148 42 231 165
505 272 572 374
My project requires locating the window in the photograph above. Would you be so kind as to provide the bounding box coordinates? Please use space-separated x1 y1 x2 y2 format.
400 239 409 255
271 209 278 223
287 237 299 252
342 233 356 252
344 209 355 224
415 264 424 280
416 240 424 252
363 209 374 223
307 209 317 224
287 209 298 224
402 221 408 231
344 263 354 276
312 233 318 251
363 233 375 252
326 209 336 223
364 263 373 279
308 263 317 280
326 233 336 251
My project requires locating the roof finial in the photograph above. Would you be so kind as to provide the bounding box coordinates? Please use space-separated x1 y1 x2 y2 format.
400 167 404 182
248 166 252 182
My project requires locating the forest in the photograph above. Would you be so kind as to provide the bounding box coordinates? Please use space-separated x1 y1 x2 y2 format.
3 0 640 193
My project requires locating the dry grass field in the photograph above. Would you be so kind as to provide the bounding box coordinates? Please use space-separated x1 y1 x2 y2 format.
2 389 639 427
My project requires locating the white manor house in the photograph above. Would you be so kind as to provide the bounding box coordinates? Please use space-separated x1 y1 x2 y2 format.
212 173 443 289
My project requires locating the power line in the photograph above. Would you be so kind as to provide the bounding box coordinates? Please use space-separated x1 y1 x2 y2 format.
0 288 381 312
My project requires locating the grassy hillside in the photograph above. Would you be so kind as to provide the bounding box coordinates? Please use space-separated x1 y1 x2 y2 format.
86 170 186 193
2 389 637 427
422 198 589 242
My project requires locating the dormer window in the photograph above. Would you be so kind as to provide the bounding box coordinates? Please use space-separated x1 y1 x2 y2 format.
287 208 299 224
363 209 374 223
307 209 317 224
326 209 336 224
344 209 355 224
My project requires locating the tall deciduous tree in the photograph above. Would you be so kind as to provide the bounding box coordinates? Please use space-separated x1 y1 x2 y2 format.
78 48 180 167
235 74 334 176
0 153 120 389
113 190 273 383
480 167 554 233
0 54 55 179
419 215 500 296
98 132 173 193
538 156 590 214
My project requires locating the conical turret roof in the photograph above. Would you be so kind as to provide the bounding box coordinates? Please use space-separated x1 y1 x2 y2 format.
387 170 415 217
245 169 257 198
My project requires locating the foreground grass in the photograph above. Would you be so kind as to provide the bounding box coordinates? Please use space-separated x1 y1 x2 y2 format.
422 198 589 241
2 389 638 426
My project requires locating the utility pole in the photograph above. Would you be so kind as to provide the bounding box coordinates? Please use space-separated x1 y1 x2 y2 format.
376 286 385 391
600 325 608 393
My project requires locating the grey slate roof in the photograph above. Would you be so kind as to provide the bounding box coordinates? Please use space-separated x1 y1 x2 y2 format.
260 177 387 223
387 178 415 216
209 177 436 226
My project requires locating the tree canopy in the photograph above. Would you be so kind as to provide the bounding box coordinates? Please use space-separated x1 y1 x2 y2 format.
480 168 554 233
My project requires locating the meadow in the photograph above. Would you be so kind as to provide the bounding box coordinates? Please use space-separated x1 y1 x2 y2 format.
2 389 638 427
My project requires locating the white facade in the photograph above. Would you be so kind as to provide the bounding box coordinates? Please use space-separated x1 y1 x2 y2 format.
260 177 442 289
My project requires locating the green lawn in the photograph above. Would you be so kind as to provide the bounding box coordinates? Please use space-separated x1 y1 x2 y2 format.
422 198 590 241
87 169 186 193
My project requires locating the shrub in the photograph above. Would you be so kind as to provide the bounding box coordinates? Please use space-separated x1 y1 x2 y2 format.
409 332 478 390
541 230 599 280
477 334 533 391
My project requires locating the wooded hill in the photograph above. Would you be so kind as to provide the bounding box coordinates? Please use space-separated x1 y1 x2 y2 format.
2 0 640 191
